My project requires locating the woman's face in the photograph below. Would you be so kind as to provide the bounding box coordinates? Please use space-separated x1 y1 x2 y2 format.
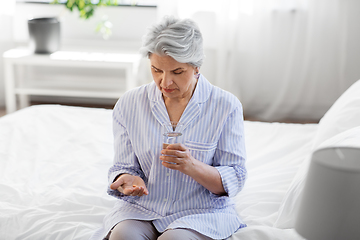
149 53 198 101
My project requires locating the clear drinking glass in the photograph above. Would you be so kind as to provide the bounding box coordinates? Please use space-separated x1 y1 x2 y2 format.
162 121 183 150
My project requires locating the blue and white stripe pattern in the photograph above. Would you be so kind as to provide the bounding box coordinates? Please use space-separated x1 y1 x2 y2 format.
100 74 247 239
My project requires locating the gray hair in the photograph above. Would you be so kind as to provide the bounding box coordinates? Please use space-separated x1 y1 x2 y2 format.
139 16 204 68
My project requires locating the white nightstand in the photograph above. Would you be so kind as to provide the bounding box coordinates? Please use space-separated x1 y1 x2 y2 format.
3 48 141 113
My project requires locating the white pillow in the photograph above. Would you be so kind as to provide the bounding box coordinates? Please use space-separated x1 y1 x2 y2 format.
274 79 360 229
312 79 360 149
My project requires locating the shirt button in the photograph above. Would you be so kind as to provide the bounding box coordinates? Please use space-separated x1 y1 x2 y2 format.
166 173 170 177
163 198 167 202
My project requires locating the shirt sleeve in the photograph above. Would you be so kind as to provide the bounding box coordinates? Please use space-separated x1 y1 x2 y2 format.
214 105 247 197
107 103 146 199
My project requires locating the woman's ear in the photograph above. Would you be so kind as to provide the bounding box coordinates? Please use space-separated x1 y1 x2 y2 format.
194 67 200 74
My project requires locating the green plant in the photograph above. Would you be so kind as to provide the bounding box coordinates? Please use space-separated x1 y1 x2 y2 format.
52 0 121 39
52 0 119 20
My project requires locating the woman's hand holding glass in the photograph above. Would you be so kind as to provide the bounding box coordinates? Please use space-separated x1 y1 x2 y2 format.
160 143 196 174
110 174 149 196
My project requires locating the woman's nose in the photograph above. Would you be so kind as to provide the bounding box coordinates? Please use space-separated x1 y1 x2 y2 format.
162 74 173 87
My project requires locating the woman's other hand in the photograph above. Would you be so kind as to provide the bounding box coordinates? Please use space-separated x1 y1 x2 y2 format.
110 174 149 196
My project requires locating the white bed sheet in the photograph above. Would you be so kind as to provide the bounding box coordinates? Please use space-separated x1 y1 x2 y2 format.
0 105 316 240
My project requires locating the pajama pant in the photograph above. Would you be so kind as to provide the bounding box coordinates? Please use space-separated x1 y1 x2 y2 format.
105 219 215 240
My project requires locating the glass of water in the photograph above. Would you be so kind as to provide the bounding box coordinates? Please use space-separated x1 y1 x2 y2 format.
162 121 183 150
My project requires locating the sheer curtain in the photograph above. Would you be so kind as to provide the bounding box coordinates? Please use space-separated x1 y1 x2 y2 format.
156 0 360 122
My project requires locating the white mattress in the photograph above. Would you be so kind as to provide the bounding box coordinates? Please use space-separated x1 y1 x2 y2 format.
0 105 316 240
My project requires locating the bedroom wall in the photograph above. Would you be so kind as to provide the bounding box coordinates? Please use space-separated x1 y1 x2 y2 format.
12 3 157 44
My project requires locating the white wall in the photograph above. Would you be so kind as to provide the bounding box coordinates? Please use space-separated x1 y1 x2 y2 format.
0 3 157 108
13 3 157 45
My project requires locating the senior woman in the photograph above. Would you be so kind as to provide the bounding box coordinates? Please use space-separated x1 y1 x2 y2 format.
98 16 247 240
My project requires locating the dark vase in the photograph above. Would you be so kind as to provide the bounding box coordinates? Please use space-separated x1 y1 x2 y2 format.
28 17 61 54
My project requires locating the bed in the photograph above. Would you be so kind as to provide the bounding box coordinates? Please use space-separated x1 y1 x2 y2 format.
1 79 359 240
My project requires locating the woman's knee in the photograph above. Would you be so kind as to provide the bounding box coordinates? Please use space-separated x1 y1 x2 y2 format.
109 220 159 240
108 221 132 240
